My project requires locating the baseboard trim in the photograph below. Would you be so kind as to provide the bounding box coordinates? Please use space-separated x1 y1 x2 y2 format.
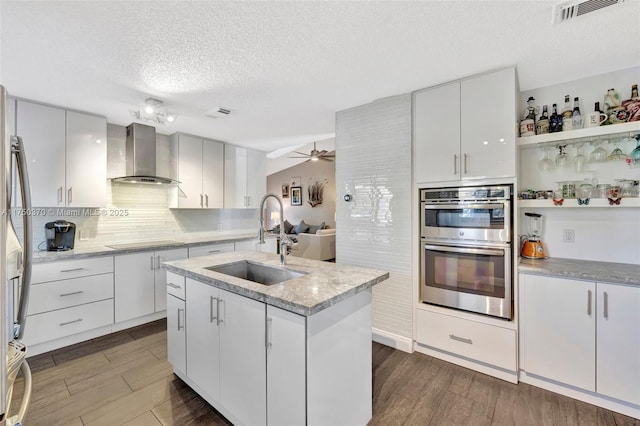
372 328 413 353
520 371 640 420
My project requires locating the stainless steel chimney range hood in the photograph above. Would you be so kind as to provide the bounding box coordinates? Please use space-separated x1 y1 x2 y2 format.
111 123 178 184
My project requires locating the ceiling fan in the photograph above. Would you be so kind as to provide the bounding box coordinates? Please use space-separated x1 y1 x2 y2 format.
288 142 335 162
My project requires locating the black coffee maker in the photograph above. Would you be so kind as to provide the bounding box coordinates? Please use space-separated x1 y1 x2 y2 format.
45 220 76 251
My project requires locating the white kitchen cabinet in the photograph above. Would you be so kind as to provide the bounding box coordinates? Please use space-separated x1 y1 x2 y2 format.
166 294 186 376
171 133 224 208
219 289 266 426
153 248 188 312
596 282 640 405
521 274 640 405
224 145 266 208
413 67 516 184
266 305 306 426
522 274 595 391
65 111 107 207
115 248 187 322
188 242 235 258
15 100 107 207
16 100 66 206
185 278 221 402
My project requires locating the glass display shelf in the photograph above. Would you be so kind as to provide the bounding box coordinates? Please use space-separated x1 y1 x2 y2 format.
517 121 640 148
518 198 640 208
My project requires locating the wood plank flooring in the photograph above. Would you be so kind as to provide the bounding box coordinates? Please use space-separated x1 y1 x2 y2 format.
8 319 639 425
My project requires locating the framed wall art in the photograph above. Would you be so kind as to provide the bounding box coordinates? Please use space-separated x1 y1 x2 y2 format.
290 186 302 206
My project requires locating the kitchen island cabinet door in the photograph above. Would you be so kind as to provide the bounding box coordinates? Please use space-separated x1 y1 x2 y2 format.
460 67 516 180
219 288 266 426
267 305 306 426
202 139 224 208
522 274 596 392
65 110 107 207
176 134 204 208
186 278 221 402
596 283 640 405
413 81 460 184
15 100 66 206
115 252 155 323
167 294 186 375
153 248 188 312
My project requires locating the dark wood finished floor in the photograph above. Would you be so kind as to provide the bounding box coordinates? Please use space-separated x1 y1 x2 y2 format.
9 319 639 425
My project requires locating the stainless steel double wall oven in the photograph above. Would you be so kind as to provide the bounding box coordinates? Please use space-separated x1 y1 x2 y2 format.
420 185 514 320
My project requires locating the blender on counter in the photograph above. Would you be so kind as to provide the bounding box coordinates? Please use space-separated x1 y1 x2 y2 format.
521 212 547 259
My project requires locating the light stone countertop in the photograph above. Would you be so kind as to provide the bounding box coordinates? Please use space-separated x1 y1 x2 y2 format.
164 251 390 317
519 257 640 287
31 231 259 264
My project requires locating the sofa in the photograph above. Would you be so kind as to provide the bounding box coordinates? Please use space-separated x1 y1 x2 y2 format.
290 228 336 261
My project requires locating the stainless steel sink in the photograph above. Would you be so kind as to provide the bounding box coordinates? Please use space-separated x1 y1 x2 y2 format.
205 260 307 285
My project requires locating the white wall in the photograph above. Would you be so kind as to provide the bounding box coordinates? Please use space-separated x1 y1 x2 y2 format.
335 94 413 341
266 159 336 230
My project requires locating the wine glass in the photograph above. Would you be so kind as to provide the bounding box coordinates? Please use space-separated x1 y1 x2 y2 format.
608 139 629 161
573 144 586 173
588 141 608 162
537 146 555 171
555 144 570 168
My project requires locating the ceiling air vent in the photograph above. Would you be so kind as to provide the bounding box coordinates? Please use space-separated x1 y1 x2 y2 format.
552 0 626 24
204 107 233 119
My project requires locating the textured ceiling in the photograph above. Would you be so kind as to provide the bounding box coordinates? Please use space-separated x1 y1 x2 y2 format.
1 1 639 154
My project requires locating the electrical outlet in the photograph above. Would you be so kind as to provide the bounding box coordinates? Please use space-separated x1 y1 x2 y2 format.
563 229 575 243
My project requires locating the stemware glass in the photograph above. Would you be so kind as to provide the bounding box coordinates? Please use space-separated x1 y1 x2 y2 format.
555 144 570 168
537 146 555 171
588 141 608 162
608 139 629 161
573 144 586 173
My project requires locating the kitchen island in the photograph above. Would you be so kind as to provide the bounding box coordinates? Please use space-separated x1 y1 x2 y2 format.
163 252 389 426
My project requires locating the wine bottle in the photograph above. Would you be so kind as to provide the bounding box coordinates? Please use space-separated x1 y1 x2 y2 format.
536 105 550 134
572 97 582 129
550 103 562 133
631 84 639 99
562 95 573 131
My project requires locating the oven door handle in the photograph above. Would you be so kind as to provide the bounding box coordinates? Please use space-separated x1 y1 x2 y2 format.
423 203 506 210
424 244 504 257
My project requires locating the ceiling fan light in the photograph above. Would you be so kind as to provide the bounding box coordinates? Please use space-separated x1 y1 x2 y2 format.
311 156 319 161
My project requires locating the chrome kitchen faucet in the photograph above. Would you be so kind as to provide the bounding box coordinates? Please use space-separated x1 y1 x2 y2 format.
258 194 292 266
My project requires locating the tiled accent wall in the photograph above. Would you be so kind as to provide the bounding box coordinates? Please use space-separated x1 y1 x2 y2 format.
335 94 413 340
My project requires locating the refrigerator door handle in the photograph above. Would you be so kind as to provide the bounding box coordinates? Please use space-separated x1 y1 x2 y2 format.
11 136 33 340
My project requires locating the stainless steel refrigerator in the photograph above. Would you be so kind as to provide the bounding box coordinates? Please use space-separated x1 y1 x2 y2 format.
1 85 33 426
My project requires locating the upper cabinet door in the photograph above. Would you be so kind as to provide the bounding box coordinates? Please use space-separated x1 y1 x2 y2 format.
224 145 248 208
16 100 66 206
176 134 204 208
245 149 266 208
202 139 224 208
460 68 516 180
66 111 107 207
413 82 461 184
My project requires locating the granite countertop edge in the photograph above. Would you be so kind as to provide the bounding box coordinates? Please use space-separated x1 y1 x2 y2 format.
31 232 258 264
518 257 640 287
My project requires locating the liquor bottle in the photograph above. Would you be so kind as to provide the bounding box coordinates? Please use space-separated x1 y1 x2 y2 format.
549 103 562 133
622 84 640 122
572 97 582 129
536 105 550 134
561 95 573 131
519 96 536 136
631 84 639 99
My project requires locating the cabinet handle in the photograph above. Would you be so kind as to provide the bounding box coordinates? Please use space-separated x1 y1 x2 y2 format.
200 194 203 207
150 255 155 271
453 155 458 175
59 291 84 297
463 153 468 174
603 291 608 319
210 296 218 323
58 186 63 203
177 308 184 331
156 255 162 270
208 250 221 254
205 194 209 208
266 316 273 351
246 196 251 207
449 334 472 345
60 267 85 273
166 282 181 289
67 187 73 204
587 289 592 316
60 318 83 327
217 298 224 326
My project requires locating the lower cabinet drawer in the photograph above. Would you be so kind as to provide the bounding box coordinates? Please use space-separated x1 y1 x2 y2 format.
188 242 235 258
166 272 185 300
23 299 114 346
29 273 114 315
416 309 516 371
32 257 114 284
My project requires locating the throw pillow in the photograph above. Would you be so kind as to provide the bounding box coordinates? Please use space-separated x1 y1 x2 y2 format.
293 220 309 234
307 221 325 234
283 219 295 234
